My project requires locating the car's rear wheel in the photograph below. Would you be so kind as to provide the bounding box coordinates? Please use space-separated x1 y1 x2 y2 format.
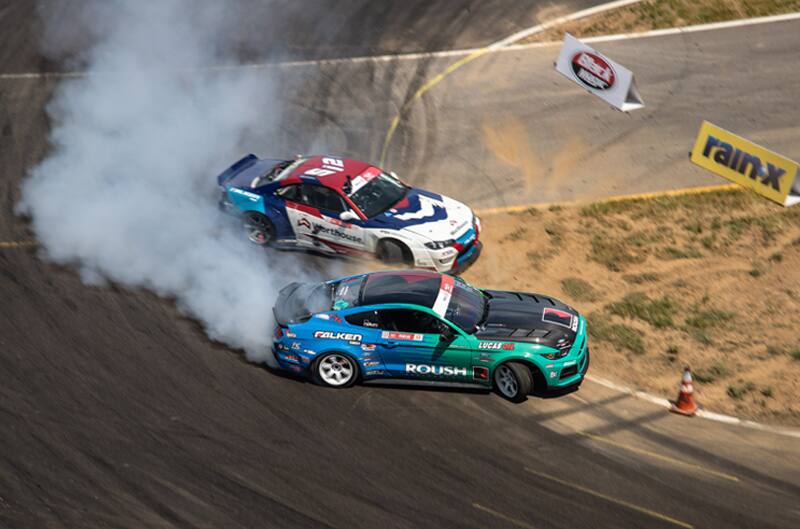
377 239 411 265
313 352 359 388
494 362 533 403
244 212 275 246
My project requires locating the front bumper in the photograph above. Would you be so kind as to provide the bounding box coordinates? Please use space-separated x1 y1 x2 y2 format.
541 336 590 389
424 222 482 274
449 240 482 275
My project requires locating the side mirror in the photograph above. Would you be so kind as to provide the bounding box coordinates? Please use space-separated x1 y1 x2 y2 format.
340 210 359 221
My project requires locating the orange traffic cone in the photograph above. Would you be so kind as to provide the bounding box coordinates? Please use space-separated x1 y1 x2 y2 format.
670 366 698 416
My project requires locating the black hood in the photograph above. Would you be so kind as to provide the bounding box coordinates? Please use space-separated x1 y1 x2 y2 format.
476 290 579 348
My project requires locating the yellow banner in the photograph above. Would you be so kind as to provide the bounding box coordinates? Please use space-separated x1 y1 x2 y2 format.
690 121 799 206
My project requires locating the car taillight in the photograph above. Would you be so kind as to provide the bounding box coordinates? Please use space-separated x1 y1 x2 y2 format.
274 325 285 339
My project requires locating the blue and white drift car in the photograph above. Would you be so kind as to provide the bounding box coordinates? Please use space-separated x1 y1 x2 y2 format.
217 154 482 273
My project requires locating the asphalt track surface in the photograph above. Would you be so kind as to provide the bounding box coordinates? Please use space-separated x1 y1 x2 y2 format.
2 2 800 528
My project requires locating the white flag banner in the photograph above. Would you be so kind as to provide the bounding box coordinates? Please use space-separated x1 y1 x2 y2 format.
555 33 645 112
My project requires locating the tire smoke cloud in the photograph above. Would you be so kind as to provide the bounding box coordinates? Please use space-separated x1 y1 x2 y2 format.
18 0 326 365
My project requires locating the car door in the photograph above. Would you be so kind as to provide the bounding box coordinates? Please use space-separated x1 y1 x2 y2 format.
375 308 472 382
284 184 368 253
343 309 389 376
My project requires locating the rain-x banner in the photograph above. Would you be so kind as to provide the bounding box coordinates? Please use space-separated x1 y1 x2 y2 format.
691 121 800 207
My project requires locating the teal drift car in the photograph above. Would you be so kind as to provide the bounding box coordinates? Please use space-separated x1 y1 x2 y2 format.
273 270 589 402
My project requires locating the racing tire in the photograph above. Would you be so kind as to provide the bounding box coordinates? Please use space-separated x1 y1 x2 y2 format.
244 212 275 246
312 352 359 389
377 239 410 265
493 362 533 403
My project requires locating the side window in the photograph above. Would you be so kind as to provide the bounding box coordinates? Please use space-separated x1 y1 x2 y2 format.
303 185 346 213
275 184 301 202
345 310 381 328
377 309 444 334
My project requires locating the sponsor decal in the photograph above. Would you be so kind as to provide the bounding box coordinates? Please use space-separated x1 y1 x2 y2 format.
348 167 381 195
285 331 297 338
364 361 380 367
549 371 557 379
310 223 364 244
542 308 575 329
690 121 800 206
229 187 261 201
478 341 515 351
571 51 615 91
313 331 363 342
291 342 300 350
472 366 489 381
303 349 317 356
363 320 379 328
282 354 300 363
361 344 376 351
297 217 312 229
366 370 385 376
381 331 424 341
432 275 455 317
405 364 467 376
317 314 330 320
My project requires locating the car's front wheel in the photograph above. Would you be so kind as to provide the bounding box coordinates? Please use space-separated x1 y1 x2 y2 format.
377 239 411 265
493 362 533 403
313 352 359 388
244 212 275 246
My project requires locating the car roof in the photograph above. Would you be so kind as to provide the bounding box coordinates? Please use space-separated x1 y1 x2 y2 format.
285 155 375 194
361 271 444 308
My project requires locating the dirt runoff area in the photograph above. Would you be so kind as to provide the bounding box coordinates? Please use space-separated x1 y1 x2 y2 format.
524 0 800 43
463 188 800 426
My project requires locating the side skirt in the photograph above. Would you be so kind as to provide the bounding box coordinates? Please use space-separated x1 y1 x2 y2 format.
362 379 489 391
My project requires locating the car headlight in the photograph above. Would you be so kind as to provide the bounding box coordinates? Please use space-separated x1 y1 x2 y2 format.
541 350 569 360
425 239 455 250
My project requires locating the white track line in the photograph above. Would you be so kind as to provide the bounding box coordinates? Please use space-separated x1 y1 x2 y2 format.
490 0 645 48
5 7 800 81
587 375 800 439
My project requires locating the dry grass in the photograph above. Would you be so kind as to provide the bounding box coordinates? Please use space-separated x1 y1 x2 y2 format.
466 187 800 426
524 0 800 43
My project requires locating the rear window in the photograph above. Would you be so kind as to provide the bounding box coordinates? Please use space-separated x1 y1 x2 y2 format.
333 276 365 310
361 272 440 307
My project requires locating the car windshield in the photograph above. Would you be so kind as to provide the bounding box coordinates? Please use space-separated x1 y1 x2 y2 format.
445 279 486 333
349 171 409 218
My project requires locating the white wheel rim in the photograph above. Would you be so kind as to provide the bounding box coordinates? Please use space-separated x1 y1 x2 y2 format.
319 354 354 387
496 365 518 398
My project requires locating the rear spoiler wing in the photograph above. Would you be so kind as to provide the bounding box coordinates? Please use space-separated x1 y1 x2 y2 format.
216 154 258 186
